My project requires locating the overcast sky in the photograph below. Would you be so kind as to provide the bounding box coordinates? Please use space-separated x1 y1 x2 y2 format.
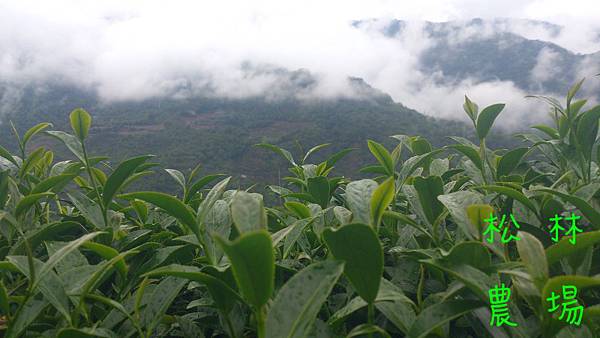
1 0 599 125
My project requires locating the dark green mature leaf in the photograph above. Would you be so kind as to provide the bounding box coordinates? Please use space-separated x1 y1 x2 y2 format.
144 264 241 313
516 231 548 290
256 143 296 166
370 177 395 229
5 298 48 338
31 174 77 194
413 176 444 225
542 276 600 313
265 260 344 338
103 155 153 206
185 174 227 202
534 188 600 229
216 230 274 308
15 192 54 218
347 324 391 338
82 242 128 277
307 176 330 209
407 300 486 338
546 230 600 266
479 185 538 215
119 192 198 235
575 106 600 161
497 147 529 177
367 140 394 175
448 144 482 169
70 108 92 140
56 327 116 338
19 147 45 177
140 276 187 335
36 232 103 288
0 144 17 166
0 281 9 317
323 223 383 303
476 103 505 140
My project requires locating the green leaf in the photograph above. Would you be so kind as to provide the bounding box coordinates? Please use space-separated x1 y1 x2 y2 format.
575 106 600 161
256 143 296 166
185 174 227 202
70 108 92 140
230 191 267 234
19 147 45 177
448 144 482 170
0 280 9 316
0 144 17 166
15 192 54 218
284 201 311 219
413 176 444 225
197 176 231 223
497 147 529 177
216 230 274 308
516 231 549 290
119 192 198 235
534 188 600 229
140 276 187 335
57 327 116 338
479 185 538 215
307 176 330 208
532 125 559 139
463 95 479 122
323 223 383 303
476 103 505 140
367 140 394 175
103 155 153 207
82 242 128 277
144 264 241 313
438 191 485 240
542 276 600 313
67 191 105 228
466 204 493 240
5 298 48 338
407 299 486 338
22 122 52 148
347 324 391 338
265 260 344 338
345 179 377 224
302 143 330 164
31 174 77 194
546 230 600 266
36 232 102 288
370 177 395 229
46 131 85 163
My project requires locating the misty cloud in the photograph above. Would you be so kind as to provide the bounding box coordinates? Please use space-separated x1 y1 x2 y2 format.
0 0 599 128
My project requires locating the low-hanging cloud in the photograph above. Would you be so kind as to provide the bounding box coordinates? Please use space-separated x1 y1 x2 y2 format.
1 0 599 129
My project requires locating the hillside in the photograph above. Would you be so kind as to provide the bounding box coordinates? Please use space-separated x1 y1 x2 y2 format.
354 18 600 95
0 75 513 192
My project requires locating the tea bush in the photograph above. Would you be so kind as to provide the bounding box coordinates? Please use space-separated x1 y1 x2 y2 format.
0 81 599 337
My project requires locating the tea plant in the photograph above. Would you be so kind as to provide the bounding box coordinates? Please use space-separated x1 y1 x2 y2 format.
0 81 599 337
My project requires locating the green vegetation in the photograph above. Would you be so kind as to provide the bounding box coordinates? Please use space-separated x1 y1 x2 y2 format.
0 81 599 337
